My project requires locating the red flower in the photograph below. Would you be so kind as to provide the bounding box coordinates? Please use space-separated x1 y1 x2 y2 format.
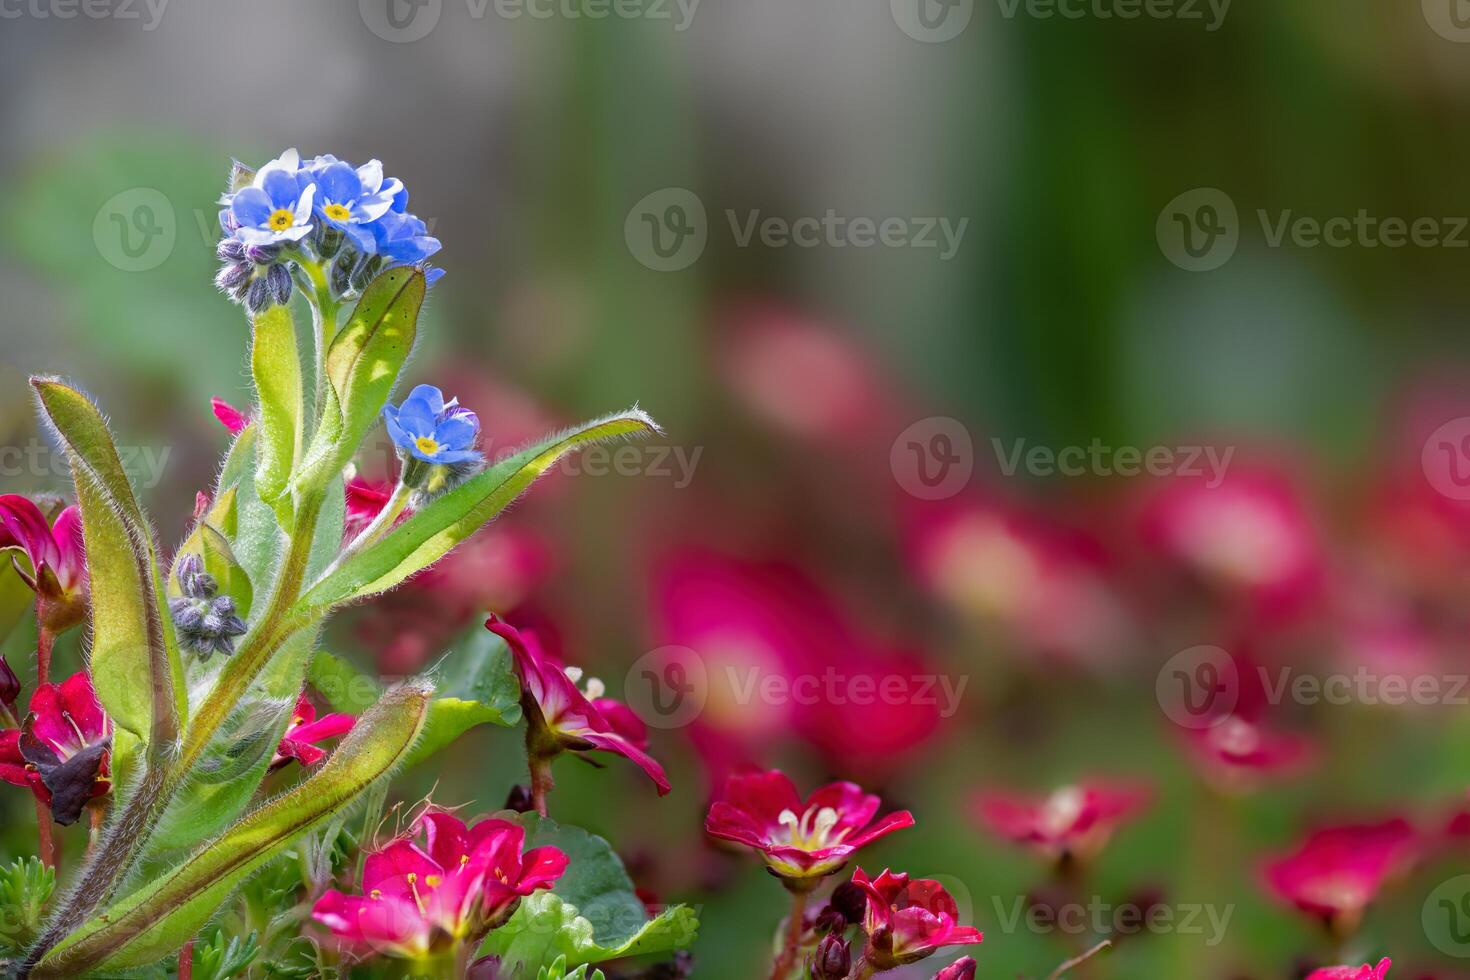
704 769 913 882
487 616 670 795
0 495 87 633
0 671 112 825
210 396 250 435
1263 820 1418 932
1182 715 1313 792
312 810 568 960
973 781 1149 863
1306 958 1391 980
345 476 401 540
271 693 356 769
932 957 978 980
852 868 983 969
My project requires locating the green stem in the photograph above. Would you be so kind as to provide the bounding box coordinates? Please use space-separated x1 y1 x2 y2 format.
321 481 411 581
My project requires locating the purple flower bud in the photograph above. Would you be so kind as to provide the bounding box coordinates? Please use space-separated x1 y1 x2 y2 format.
830 881 867 926
245 244 280 265
245 277 271 314
266 263 293 306
932 957 978 980
808 934 850 980
504 784 534 813
0 655 18 709
216 238 246 262
215 262 251 293
814 906 847 935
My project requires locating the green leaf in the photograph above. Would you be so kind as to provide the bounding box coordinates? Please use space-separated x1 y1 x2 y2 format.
250 304 304 521
307 650 382 714
506 813 654 945
0 857 55 954
34 378 185 742
189 928 259 980
230 449 283 610
484 892 698 974
216 424 257 498
298 410 660 611
404 623 522 766
537 956 606 980
33 682 433 977
296 267 423 492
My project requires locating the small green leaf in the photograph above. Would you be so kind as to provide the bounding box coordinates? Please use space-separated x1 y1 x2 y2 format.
483 892 698 974
404 623 522 766
297 267 423 492
34 378 185 743
216 423 257 497
0 857 55 954
189 928 259 980
230 451 283 607
250 304 304 521
33 682 433 977
298 410 660 611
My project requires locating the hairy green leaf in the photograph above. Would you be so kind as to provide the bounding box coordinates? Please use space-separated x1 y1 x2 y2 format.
33 378 185 742
298 410 660 611
250 304 304 522
33 682 432 976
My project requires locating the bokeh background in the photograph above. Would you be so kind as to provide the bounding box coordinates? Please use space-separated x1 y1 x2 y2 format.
6 0 1470 976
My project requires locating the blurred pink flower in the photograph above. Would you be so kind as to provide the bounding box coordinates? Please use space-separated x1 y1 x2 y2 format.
972 781 1149 864
1182 715 1314 792
705 769 913 882
1139 464 1322 621
1263 819 1419 933
1306 957 1391 980
905 499 1133 668
720 303 895 445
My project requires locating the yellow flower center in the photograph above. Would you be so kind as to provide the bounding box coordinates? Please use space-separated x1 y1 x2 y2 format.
323 202 352 221
415 436 441 456
267 208 295 231
777 805 847 851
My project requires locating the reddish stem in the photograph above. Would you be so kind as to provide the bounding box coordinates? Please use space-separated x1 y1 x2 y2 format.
34 798 55 869
35 623 54 688
768 887 809 980
529 755 554 818
179 938 194 980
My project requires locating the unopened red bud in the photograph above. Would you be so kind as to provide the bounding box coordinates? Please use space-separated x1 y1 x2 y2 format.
932 956 977 980
830 880 867 925
814 906 847 934
0 655 17 709
808 933 850 980
504 784 534 813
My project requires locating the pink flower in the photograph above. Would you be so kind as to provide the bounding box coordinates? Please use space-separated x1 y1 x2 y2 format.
973 781 1149 863
487 616 670 795
704 769 914 882
852 868 983 969
312 810 568 960
345 476 401 540
210 396 250 435
0 671 112 825
1263 820 1418 931
1139 464 1322 620
932 957 978 980
271 693 356 769
1306 958 1391 980
0 495 87 633
1182 715 1313 792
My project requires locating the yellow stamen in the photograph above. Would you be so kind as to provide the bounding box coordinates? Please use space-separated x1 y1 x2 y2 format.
776 805 847 850
414 436 441 456
406 872 428 915
370 888 382 900
267 208 294 232
323 202 352 221
426 875 441 887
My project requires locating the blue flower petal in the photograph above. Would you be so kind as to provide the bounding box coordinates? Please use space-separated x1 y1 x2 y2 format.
403 384 446 417
382 408 413 450
230 187 272 225
261 169 302 210
433 414 478 452
433 449 483 465
315 162 361 207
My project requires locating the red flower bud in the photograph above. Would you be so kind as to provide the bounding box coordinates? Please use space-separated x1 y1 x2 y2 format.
808 933 850 980
0 656 18 710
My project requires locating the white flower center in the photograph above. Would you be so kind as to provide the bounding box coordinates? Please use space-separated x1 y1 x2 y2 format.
776 804 846 850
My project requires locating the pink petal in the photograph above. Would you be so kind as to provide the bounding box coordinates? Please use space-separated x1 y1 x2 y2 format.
0 495 57 577
363 839 443 901
211 397 249 435
290 712 355 744
418 809 471 870
516 845 570 891
806 781 882 830
581 732 671 795
719 769 803 825
58 672 109 742
49 506 86 593
841 810 916 851
0 729 31 788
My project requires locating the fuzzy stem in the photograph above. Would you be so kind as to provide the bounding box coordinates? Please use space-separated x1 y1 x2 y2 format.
769 888 809 980
33 799 55 870
34 624 53 687
322 481 411 580
529 753 555 819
